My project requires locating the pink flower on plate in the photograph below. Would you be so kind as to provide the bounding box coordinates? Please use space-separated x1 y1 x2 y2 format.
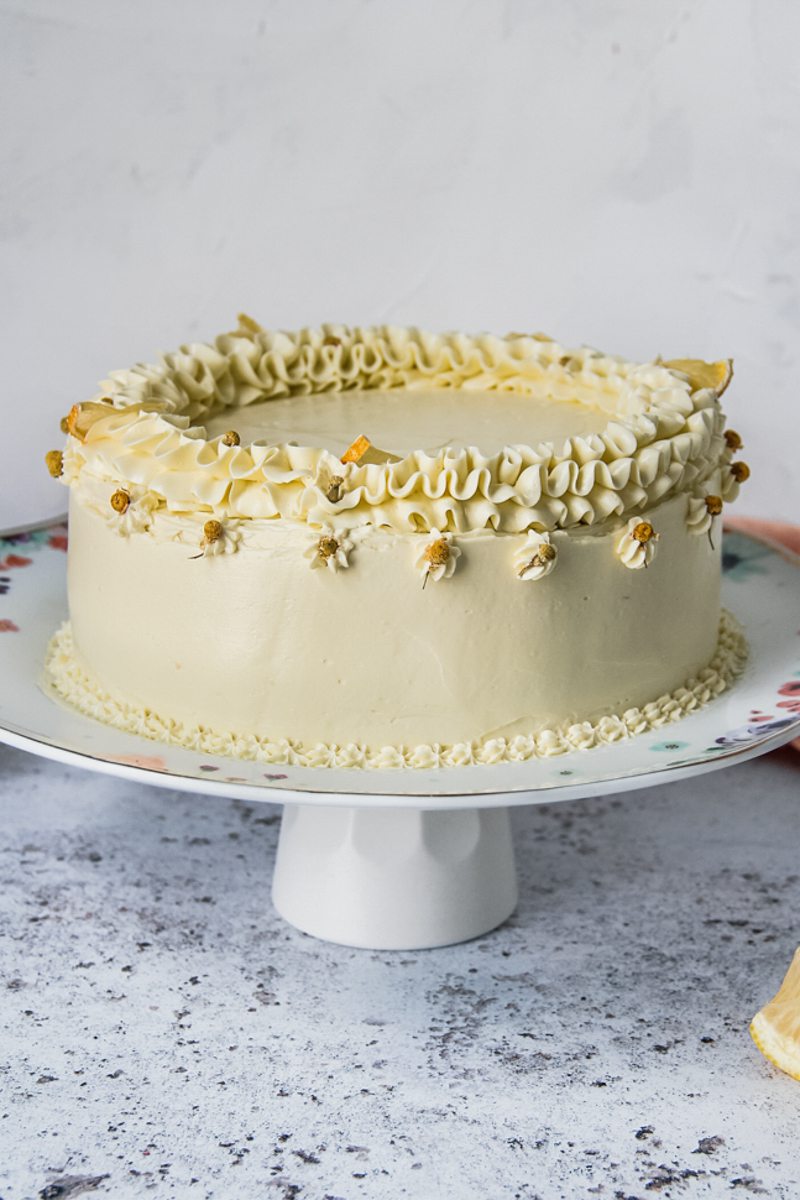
0 554 32 570
777 681 800 714
0 619 19 633
112 754 168 771
48 534 68 552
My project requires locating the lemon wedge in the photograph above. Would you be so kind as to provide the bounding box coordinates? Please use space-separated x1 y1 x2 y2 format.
662 358 733 396
750 947 800 1081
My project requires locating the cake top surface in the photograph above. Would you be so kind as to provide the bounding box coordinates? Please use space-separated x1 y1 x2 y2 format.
55 318 739 534
201 387 611 458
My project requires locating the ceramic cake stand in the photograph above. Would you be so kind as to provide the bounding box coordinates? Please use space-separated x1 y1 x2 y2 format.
1 519 798 950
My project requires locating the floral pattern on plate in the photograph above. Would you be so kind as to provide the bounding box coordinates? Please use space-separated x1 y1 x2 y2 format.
0 523 68 624
721 529 773 581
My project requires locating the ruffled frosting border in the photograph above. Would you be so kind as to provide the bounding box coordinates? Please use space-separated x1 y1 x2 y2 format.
44 611 746 770
58 323 734 534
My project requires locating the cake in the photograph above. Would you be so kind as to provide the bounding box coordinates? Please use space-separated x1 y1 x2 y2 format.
44 319 749 769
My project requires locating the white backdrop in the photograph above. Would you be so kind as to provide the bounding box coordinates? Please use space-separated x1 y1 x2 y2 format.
3 0 799 529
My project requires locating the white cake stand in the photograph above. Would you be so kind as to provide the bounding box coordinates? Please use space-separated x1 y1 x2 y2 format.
1 520 798 950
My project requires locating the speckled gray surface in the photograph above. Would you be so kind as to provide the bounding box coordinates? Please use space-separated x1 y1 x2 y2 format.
1 743 799 1200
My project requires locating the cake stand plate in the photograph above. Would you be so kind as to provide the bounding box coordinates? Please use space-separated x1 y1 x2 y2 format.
0 522 798 949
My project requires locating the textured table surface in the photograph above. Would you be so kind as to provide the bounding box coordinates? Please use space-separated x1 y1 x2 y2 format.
1 743 798 1200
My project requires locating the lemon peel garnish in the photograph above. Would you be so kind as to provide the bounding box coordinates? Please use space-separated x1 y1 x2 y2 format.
662 358 733 396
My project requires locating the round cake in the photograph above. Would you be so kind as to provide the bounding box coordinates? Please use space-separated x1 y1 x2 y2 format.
44 319 749 768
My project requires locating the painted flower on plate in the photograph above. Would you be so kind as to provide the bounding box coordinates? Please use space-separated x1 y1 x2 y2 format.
721 532 772 581
777 681 800 715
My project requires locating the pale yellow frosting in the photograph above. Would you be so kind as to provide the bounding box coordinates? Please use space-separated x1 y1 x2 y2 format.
57 487 731 755
202 388 611 456
58 323 734 535
45 610 745 769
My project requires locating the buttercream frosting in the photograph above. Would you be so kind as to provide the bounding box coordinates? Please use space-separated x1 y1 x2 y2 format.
202 387 611 456
44 611 747 769
55 321 735 536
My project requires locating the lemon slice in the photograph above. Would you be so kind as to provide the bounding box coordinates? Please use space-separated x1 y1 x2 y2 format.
750 947 800 1080
662 358 733 396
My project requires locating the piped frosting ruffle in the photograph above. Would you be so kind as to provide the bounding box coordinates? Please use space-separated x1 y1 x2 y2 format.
60 323 732 534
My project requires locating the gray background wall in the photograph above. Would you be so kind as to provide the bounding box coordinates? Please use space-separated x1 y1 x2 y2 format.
4 0 798 528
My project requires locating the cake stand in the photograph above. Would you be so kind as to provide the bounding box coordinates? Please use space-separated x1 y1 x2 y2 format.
1 519 798 950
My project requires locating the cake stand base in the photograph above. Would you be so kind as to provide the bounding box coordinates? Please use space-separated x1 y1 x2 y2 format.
271 804 518 949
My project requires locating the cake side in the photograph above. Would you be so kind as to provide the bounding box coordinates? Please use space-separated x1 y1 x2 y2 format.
53 487 737 757
45 609 746 769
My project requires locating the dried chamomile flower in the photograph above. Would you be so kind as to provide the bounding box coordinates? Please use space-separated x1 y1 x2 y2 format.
616 517 659 570
190 518 241 559
514 531 558 581
110 489 131 514
326 475 345 503
304 526 353 572
416 528 461 588
687 495 723 546
722 460 751 502
106 489 159 536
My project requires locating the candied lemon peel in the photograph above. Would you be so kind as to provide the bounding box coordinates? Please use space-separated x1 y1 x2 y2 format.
750 946 800 1081
662 358 733 396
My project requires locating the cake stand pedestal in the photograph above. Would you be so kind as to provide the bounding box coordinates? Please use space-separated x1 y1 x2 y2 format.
1 522 798 951
272 804 517 948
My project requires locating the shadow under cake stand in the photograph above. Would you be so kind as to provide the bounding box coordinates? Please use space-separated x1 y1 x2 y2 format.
0 521 798 950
